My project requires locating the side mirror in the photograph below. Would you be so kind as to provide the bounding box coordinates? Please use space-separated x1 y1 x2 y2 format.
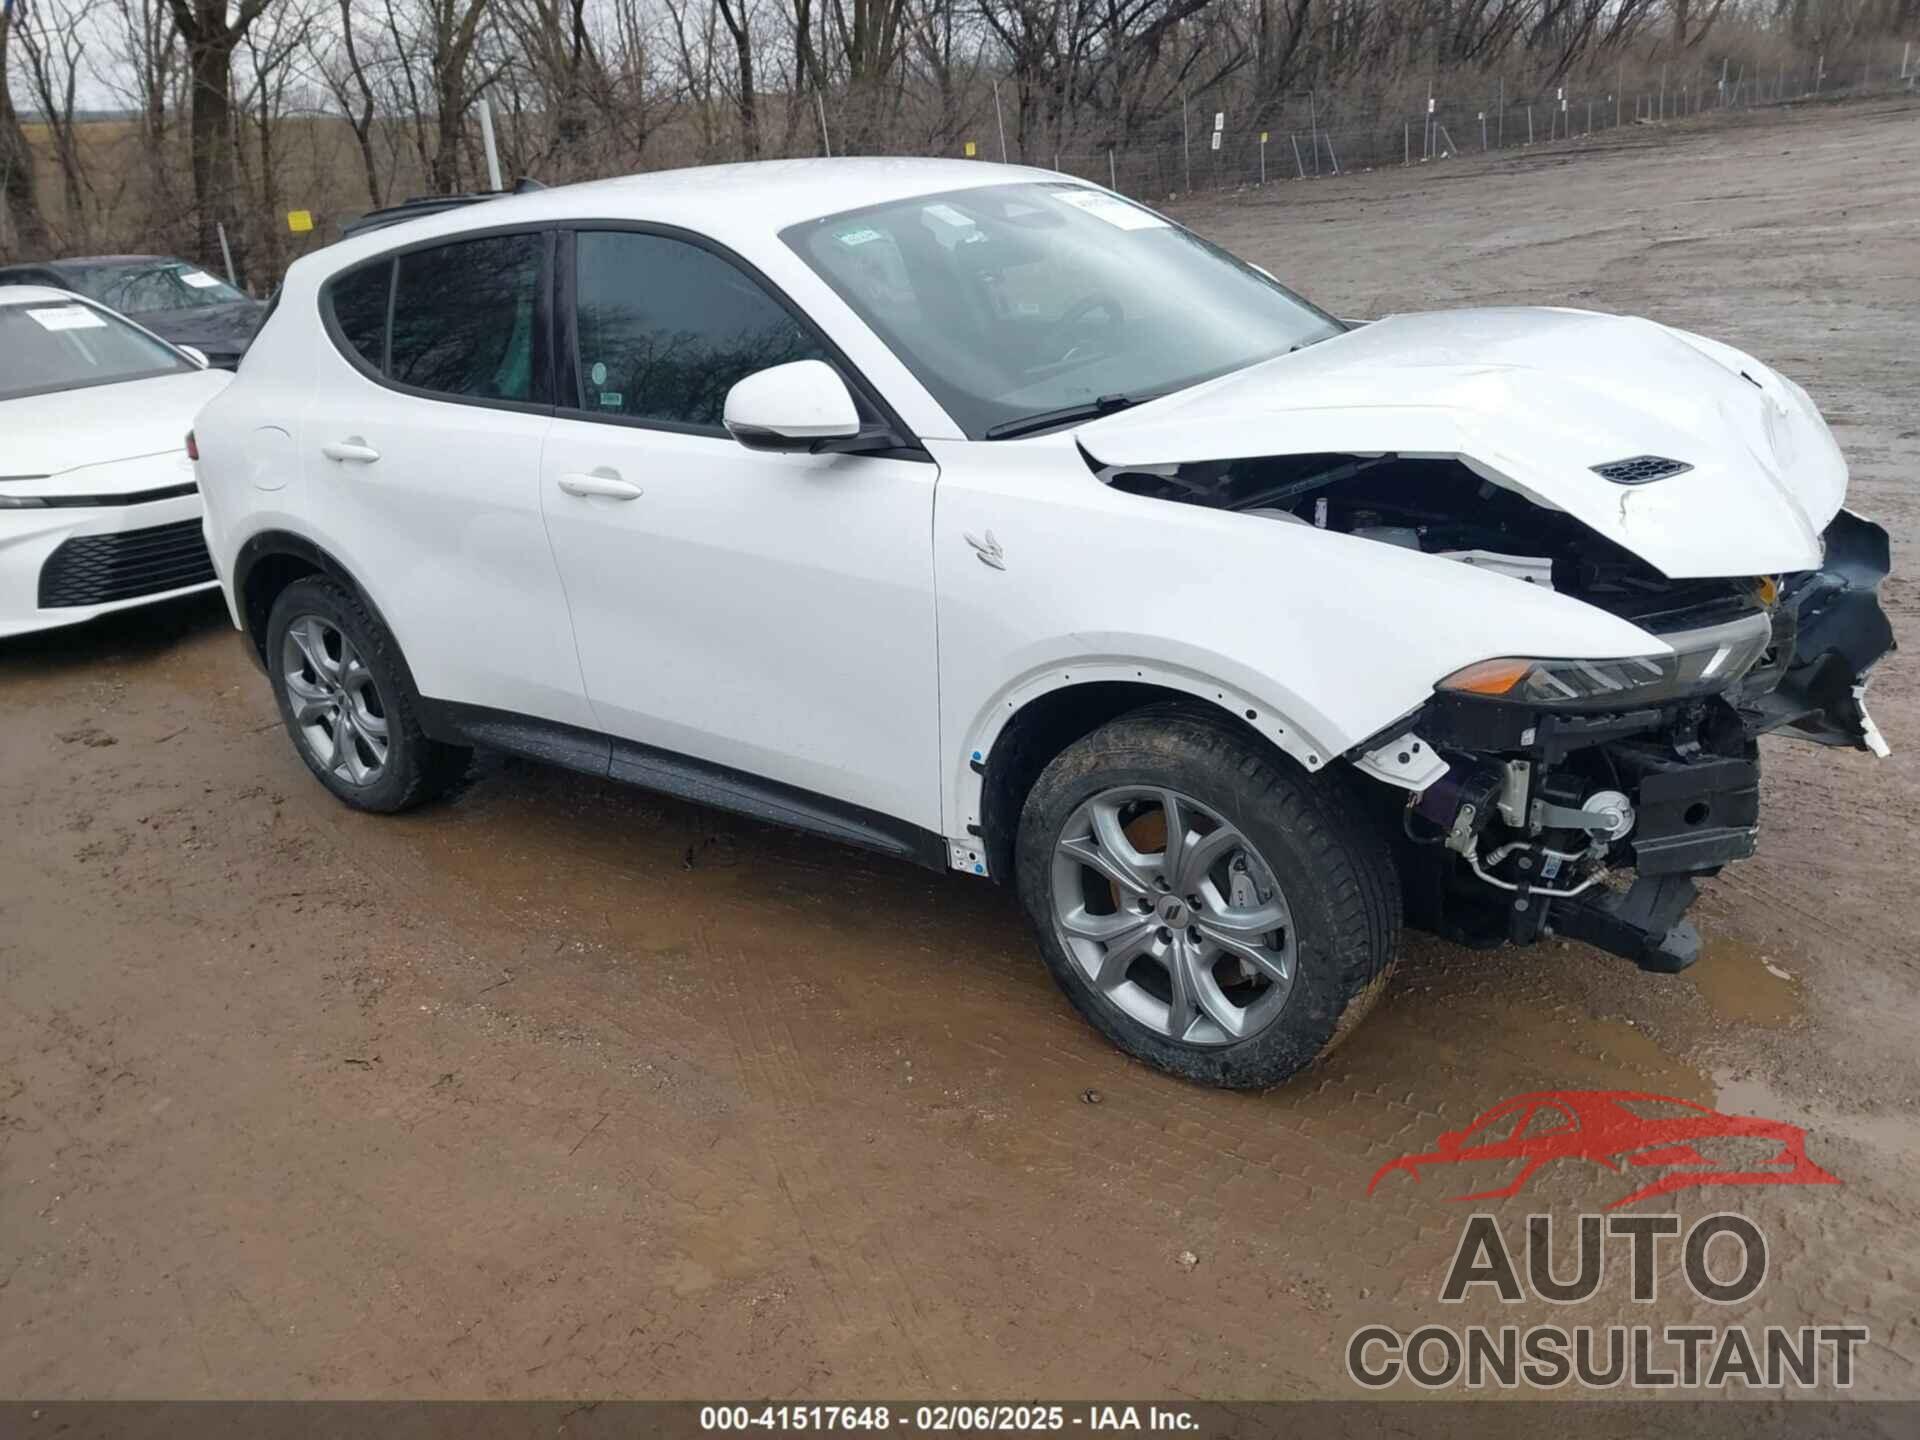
723 360 861 452
180 345 211 369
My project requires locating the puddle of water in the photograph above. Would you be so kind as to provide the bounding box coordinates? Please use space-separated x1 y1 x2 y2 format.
1690 933 1802 1028
1359 955 1714 1106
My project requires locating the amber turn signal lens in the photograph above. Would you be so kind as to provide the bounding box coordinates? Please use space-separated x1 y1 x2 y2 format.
1437 657 1535 696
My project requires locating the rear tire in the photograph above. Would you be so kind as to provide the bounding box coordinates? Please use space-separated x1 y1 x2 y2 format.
1014 706 1400 1089
265 576 468 813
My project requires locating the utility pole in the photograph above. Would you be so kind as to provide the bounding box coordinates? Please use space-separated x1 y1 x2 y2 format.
992 80 1008 162
478 98 504 191
1181 87 1191 191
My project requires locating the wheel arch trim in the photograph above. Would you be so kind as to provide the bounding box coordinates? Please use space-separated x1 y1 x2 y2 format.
232 530 406 676
952 655 1347 874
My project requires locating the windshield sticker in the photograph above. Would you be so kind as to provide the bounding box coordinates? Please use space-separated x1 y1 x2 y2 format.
598 391 623 409
1055 190 1169 231
837 228 886 247
924 203 976 229
25 305 108 332
590 361 608 386
181 271 223 289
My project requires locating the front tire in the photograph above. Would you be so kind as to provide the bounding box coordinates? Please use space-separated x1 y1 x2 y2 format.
1014 707 1400 1089
265 576 468 813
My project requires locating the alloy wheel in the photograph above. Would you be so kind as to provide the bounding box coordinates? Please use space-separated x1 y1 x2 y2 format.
1049 786 1296 1046
281 614 390 786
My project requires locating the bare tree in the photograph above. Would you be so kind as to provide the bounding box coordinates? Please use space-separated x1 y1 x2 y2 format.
234 0 320 279
164 0 278 274
413 0 498 192
314 0 385 206
12 0 102 245
1 0 52 256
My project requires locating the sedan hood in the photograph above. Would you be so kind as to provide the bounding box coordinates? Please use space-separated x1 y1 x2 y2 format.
1077 307 1846 579
0 369 231 491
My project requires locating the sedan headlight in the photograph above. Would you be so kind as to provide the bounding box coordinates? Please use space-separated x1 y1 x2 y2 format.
1438 611 1773 708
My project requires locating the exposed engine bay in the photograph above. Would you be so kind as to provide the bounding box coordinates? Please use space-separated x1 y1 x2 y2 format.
1104 452 1897 974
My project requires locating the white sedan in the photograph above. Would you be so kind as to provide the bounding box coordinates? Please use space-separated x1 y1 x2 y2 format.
193 160 1892 1088
0 285 231 639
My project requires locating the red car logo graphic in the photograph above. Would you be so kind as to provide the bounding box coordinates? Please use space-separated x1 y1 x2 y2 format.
1367 1090 1840 1209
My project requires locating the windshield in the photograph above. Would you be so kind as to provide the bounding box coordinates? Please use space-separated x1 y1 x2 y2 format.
60 260 249 314
0 301 191 401
782 182 1342 439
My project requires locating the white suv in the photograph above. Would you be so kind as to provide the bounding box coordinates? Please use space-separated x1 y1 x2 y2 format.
194 159 1892 1088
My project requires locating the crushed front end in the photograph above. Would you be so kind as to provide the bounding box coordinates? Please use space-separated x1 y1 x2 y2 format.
1371 510 1895 973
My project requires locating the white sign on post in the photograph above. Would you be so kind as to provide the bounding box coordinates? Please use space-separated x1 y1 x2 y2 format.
1427 97 1435 114
1210 132 1221 151
1214 112 1225 132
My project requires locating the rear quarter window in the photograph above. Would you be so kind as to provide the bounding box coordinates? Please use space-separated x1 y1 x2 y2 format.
327 261 391 372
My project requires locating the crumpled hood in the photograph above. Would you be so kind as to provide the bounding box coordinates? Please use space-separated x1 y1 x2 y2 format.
0 369 231 489
1077 307 1847 579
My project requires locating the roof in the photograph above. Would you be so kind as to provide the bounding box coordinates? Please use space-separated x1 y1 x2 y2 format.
317 157 1075 264
0 284 80 306
0 255 162 272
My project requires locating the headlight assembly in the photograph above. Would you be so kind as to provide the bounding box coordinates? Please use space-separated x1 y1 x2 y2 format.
1438 610 1773 708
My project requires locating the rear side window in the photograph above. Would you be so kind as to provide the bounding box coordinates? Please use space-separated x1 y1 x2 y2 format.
390 232 546 403
571 231 825 429
328 261 390 371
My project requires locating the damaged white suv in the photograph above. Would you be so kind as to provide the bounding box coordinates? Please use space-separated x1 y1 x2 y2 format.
194 160 1893 1088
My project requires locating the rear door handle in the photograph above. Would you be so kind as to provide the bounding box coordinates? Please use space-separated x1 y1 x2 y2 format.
321 440 381 464
557 472 643 501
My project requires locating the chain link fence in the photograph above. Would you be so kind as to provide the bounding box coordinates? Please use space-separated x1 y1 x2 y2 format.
1033 49 1917 202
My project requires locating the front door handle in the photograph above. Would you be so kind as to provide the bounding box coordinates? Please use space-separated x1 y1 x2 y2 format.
557 472 643 501
321 439 381 464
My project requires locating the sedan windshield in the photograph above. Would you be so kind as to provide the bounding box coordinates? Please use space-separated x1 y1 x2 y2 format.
59 260 249 314
782 182 1342 439
0 301 190 401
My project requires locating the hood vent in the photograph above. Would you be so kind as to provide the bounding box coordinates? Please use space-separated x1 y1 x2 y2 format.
1591 455 1693 485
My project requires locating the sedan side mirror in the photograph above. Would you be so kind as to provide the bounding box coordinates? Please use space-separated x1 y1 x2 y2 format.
180 345 211 369
723 360 862 452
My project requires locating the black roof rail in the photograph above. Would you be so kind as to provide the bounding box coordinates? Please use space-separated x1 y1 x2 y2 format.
338 177 548 240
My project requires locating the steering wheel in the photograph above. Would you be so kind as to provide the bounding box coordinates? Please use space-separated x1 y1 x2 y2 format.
1042 292 1125 364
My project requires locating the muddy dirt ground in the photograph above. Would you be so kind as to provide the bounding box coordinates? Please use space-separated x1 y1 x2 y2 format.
4 97 1919 1404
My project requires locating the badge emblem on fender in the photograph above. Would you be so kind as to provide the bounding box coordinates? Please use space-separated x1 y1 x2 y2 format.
965 530 1007 571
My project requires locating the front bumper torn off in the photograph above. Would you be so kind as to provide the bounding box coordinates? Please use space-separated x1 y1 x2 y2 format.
1386 510 1896 975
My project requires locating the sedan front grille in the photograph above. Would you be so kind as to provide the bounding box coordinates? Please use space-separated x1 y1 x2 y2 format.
37 519 216 608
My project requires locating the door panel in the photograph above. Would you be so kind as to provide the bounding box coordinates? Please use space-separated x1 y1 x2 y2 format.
299 234 591 729
539 226 943 831
539 420 941 828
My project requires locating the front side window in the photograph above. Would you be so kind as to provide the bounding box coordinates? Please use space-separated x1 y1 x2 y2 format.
782 182 1342 439
0 301 190 401
572 231 827 430
388 232 546 404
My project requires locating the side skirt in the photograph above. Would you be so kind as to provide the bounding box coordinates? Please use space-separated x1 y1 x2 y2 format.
416 699 949 872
